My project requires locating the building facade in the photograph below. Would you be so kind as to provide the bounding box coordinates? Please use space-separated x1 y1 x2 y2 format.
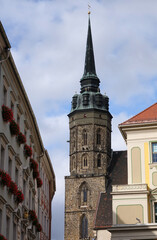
64 14 112 240
109 103 157 239
0 21 56 240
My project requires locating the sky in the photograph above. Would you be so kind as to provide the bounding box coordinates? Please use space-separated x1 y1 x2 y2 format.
1 0 157 239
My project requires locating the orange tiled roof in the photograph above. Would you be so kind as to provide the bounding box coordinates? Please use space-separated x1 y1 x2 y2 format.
120 103 157 125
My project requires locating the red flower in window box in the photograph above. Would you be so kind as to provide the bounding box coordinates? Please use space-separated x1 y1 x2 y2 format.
36 223 42 232
17 132 26 144
24 144 32 157
30 159 38 171
32 218 38 226
10 120 20 136
29 210 37 221
0 234 7 240
36 177 43 188
33 170 39 179
16 190 24 203
9 180 18 195
2 105 13 123
0 170 11 187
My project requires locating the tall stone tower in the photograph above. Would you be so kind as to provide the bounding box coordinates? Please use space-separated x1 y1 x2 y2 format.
65 14 112 240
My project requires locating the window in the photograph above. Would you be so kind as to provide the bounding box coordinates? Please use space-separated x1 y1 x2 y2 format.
17 114 20 126
81 215 88 238
15 168 18 185
0 145 5 170
8 157 12 177
97 154 101 167
29 190 31 209
0 210 2 233
83 157 87 167
23 179 26 205
155 203 157 223
83 130 87 145
96 129 101 145
11 101 14 113
83 188 87 202
3 86 7 105
13 222 17 240
152 143 157 163
6 216 10 239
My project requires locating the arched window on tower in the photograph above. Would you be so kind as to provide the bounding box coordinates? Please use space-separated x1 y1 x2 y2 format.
83 187 87 202
83 129 87 145
82 154 88 169
78 182 90 207
96 129 101 145
97 154 101 167
80 215 88 239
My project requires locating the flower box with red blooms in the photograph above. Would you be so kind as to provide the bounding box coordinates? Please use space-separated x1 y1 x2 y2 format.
0 170 11 187
2 105 13 123
9 180 18 195
36 223 42 232
17 132 26 144
0 234 7 240
24 144 32 157
29 210 37 221
10 120 20 136
33 170 39 179
36 177 43 188
30 159 38 171
16 190 24 203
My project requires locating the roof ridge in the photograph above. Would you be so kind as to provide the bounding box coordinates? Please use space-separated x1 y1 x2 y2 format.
120 102 157 125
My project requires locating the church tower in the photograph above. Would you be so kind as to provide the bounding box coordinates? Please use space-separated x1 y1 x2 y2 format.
65 14 112 240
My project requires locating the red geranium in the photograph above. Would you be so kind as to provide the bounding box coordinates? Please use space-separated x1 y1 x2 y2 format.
16 190 24 203
0 234 7 240
24 144 32 157
29 210 37 221
17 132 26 144
36 177 43 188
10 120 20 136
0 170 11 187
33 170 39 179
2 105 13 122
36 223 42 232
9 180 18 195
30 159 38 171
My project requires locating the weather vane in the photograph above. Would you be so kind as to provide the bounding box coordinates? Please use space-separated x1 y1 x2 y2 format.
88 4 91 14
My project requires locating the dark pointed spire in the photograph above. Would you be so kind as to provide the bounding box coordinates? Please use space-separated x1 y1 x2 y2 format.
80 13 100 93
84 15 96 76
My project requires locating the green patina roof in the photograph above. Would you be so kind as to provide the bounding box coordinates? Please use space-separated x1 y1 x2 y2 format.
70 15 110 114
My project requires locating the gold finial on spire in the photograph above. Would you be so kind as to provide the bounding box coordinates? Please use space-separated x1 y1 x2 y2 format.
88 4 91 14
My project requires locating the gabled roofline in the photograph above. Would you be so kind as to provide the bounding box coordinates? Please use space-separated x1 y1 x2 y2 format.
0 21 11 48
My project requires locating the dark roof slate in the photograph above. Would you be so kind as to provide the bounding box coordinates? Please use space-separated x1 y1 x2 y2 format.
94 150 127 229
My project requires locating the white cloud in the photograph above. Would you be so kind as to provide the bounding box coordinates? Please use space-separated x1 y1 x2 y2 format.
1 1 157 239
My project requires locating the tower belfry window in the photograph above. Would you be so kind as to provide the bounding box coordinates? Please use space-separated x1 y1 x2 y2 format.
81 215 88 238
83 156 87 167
83 130 87 145
96 129 101 145
83 188 87 202
97 154 101 167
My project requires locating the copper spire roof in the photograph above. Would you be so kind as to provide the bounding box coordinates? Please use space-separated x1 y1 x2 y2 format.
80 14 100 93
120 102 157 126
